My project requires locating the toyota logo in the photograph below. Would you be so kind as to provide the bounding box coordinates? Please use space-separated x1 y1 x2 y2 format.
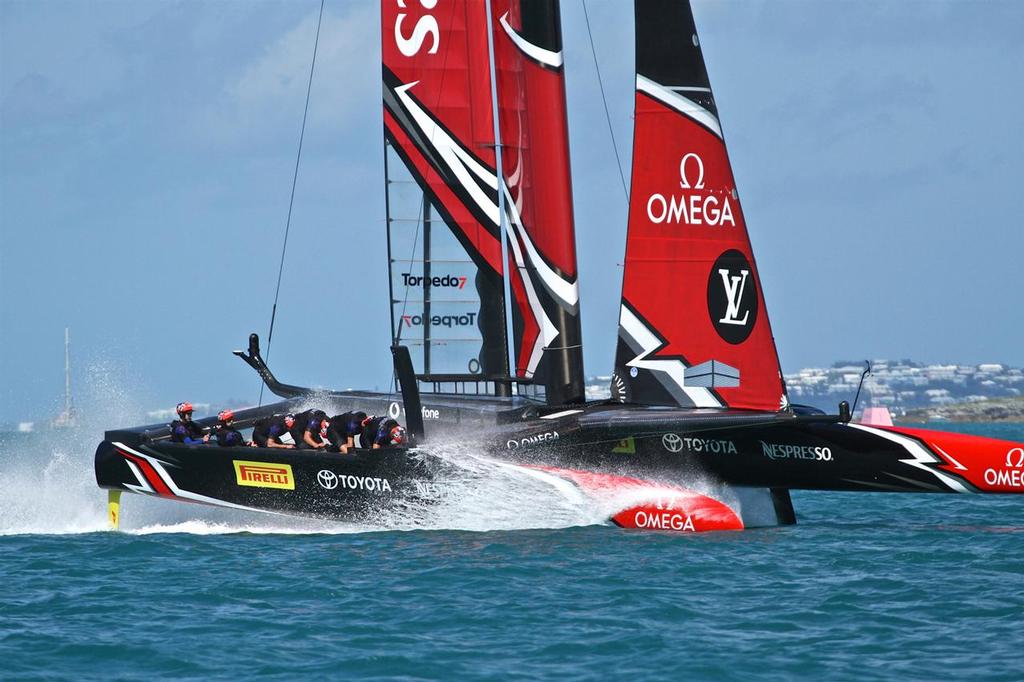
317 470 338 490
662 433 684 453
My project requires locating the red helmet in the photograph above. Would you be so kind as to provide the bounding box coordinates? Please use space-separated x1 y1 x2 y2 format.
176 402 194 417
218 409 234 423
361 415 375 427
389 425 407 446
284 414 296 429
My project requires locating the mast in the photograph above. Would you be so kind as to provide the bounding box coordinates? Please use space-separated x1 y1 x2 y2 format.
64 327 72 418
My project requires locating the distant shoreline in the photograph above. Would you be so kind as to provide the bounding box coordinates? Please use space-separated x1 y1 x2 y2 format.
899 397 1024 424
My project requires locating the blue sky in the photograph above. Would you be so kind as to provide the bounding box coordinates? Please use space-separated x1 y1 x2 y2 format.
2 0 1022 422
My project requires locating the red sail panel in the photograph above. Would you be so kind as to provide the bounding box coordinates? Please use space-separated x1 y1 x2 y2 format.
491 0 585 404
382 0 508 378
611 0 787 411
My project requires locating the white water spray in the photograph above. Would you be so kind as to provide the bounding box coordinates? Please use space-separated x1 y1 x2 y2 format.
0 362 612 535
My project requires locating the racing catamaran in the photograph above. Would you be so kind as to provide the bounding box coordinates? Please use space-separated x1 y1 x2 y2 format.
95 0 1024 533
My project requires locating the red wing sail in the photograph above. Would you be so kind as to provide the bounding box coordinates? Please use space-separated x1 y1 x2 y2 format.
492 0 585 404
382 0 509 379
611 0 787 411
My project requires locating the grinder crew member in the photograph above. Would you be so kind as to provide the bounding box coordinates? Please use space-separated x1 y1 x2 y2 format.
326 411 367 453
360 414 407 450
290 409 329 450
251 414 296 449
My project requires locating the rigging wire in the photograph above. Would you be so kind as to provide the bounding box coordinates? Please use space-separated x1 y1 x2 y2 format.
259 0 326 406
581 0 628 200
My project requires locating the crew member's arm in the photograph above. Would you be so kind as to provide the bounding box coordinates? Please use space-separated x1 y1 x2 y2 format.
177 425 209 444
304 430 326 449
267 439 293 449
340 435 355 454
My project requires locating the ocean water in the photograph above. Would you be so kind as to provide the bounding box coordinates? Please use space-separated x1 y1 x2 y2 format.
1 423 1022 680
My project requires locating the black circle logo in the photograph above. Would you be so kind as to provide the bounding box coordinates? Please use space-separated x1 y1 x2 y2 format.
707 249 758 344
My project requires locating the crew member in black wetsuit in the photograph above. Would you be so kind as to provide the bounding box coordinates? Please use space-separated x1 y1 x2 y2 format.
360 415 408 449
251 414 295 449
325 411 367 453
169 402 209 444
213 409 246 447
291 410 329 450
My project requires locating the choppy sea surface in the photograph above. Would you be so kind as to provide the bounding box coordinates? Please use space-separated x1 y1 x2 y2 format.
1 422 1022 681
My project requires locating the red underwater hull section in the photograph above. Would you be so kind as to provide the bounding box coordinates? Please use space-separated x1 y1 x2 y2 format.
528 466 745 533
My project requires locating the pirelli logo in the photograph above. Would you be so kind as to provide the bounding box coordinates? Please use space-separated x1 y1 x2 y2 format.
233 460 294 490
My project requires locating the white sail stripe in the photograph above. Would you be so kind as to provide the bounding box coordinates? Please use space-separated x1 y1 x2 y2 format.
114 442 288 513
500 13 563 68
618 305 722 408
503 196 558 376
507 229 555 375
636 75 722 139
848 426 974 493
394 83 501 226
502 184 579 308
396 82 497 190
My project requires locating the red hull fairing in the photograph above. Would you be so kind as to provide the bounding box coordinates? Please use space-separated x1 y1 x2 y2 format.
529 466 747 532
862 425 1024 494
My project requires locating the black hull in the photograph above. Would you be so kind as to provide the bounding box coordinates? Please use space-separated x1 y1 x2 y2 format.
96 440 455 523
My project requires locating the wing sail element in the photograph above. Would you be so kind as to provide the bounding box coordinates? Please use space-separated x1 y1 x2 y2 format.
382 1 509 383
612 0 787 412
492 0 585 404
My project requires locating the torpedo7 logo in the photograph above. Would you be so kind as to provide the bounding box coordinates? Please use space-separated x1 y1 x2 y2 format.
402 273 467 289
401 312 478 329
